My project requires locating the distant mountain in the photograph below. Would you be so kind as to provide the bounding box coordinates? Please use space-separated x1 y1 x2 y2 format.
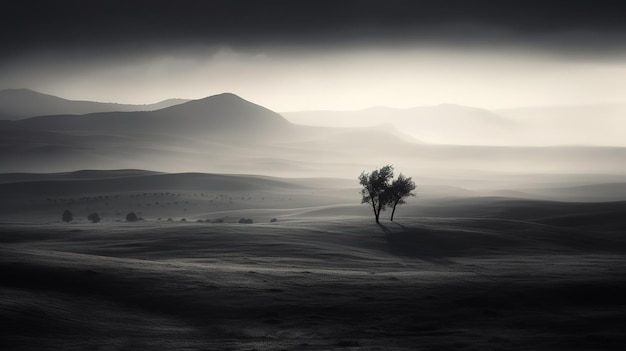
1 93 625 183
283 104 520 145
150 93 292 135
0 93 425 175
283 102 626 147
0 89 189 120
497 103 626 146
146 98 191 111
12 93 292 138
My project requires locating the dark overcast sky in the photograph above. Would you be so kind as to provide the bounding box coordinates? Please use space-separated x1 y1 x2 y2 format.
3 0 626 61
2 0 626 110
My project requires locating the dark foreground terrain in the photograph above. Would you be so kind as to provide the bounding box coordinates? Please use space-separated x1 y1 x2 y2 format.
1 204 626 350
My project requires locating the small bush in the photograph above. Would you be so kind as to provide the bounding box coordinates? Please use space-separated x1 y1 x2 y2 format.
87 212 101 223
62 209 73 223
181 218 187 222
239 218 253 224
270 218 278 222
196 219 204 223
212 218 224 223
126 212 138 222
167 218 173 221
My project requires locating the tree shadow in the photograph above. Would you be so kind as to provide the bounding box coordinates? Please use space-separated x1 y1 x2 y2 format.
377 222 456 265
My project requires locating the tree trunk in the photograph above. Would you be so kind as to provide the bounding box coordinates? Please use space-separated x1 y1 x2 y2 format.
390 199 401 221
371 200 379 223
375 201 381 223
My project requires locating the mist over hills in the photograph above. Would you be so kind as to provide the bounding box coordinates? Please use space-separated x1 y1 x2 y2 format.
4 3 626 348
283 104 510 129
1 170 625 228
0 90 625 199
497 103 626 146
0 89 188 120
283 103 626 147
0 169 161 184
0 92 429 176
283 104 518 146
11 93 291 138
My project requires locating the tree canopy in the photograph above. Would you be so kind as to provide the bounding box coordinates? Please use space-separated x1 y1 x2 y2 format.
359 165 394 223
358 165 416 223
388 174 417 221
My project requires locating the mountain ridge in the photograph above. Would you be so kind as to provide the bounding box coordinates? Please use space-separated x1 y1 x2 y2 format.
282 104 518 145
11 92 292 137
0 89 189 120
1 90 625 179
282 102 626 146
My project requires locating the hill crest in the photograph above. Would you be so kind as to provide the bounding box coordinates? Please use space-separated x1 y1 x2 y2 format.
0 89 189 119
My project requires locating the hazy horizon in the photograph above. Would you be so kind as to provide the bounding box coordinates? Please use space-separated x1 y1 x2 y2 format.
1 1 625 178
2 1 626 111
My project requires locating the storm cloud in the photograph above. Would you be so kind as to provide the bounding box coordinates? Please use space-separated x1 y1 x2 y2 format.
2 1 626 109
3 0 626 60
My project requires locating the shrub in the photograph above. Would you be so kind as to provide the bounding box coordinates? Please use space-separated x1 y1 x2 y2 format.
126 212 138 222
62 209 73 223
181 218 187 222
239 218 253 224
167 218 173 221
87 212 101 223
270 218 278 222
212 218 224 223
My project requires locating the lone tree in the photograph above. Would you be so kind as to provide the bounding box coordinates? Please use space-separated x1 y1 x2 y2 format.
62 209 73 223
358 165 394 223
388 174 416 221
359 165 416 223
87 212 101 223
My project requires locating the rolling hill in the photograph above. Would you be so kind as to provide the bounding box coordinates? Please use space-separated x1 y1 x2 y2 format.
1 169 625 224
1 92 625 188
497 103 626 146
11 93 292 138
283 102 626 147
0 93 428 175
282 104 520 145
0 89 188 120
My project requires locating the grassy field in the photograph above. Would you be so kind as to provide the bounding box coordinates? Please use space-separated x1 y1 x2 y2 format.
2 210 625 350
1 171 625 350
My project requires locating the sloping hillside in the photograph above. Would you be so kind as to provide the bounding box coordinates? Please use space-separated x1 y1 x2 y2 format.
0 89 187 119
